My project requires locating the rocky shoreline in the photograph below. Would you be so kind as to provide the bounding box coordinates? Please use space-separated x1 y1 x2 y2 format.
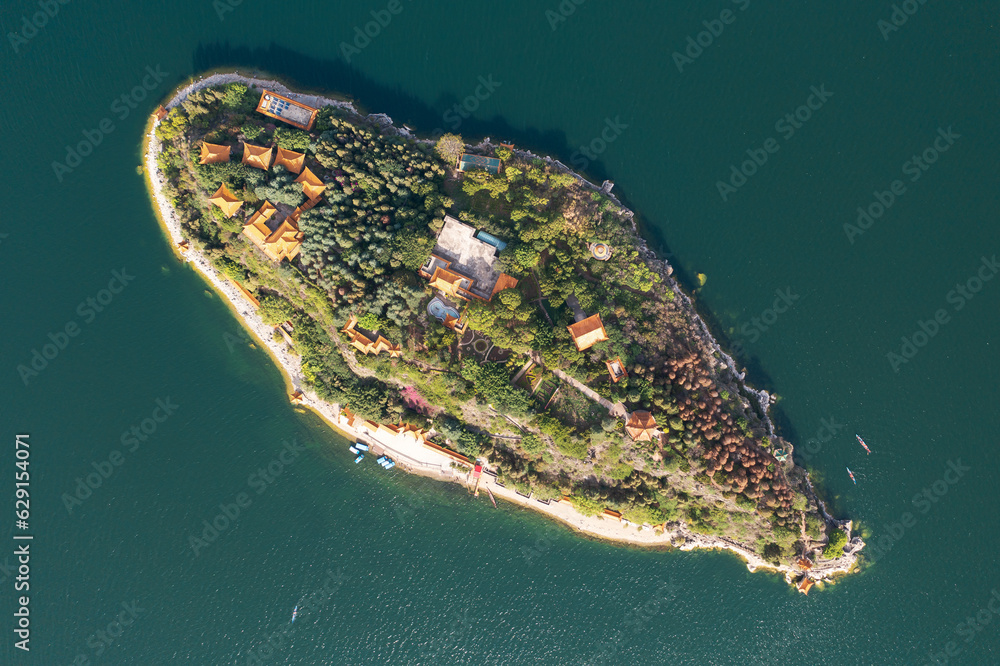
142 71 861 588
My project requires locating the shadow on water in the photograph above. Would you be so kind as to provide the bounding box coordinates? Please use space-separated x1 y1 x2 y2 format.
193 42 579 169
191 41 797 438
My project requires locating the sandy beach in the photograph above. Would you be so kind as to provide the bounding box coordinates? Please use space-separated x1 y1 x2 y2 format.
143 73 860 586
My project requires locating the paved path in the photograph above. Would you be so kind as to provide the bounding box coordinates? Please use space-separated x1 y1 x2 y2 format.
529 351 627 418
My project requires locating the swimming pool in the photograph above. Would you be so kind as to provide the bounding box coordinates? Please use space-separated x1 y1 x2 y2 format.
428 297 459 323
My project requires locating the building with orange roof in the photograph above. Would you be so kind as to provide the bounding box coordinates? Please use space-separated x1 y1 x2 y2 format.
289 390 305 405
418 216 517 302
294 167 326 201
199 141 231 165
605 357 628 383
341 314 402 358
256 90 318 131
603 509 623 521
624 411 657 442
241 202 304 262
241 142 273 170
260 220 304 262
797 577 815 595
241 201 277 246
797 557 814 571
428 267 474 302
208 183 243 218
274 147 306 174
567 314 608 351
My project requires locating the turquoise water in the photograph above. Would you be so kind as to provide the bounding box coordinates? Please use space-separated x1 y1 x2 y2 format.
1 1 999 663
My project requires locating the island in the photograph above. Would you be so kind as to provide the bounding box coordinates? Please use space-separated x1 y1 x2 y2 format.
144 72 863 590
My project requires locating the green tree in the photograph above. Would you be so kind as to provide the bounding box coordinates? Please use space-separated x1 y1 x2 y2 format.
274 127 311 151
258 294 296 325
823 528 848 559
435 133 464 165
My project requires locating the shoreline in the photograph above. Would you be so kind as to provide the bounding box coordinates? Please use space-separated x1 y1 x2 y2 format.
142 72 861 587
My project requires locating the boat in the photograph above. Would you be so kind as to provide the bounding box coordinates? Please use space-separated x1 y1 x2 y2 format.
349 445 359 455
356 442 369 452
487 487 498 508
856 434 871 454
846 467 856 484
384 461 395 469
291 605 298 623
354 454 364 464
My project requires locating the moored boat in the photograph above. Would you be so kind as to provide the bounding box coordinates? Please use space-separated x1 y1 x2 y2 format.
354 453 364 464
856 434 871 454
846 467 856 484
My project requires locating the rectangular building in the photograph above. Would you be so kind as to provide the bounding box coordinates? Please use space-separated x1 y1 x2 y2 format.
256 90 318 131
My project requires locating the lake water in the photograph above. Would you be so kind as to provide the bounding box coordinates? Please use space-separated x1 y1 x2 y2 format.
1 1 998 664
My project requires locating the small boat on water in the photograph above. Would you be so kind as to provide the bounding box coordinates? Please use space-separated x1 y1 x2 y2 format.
846 467 857 484
356 442 370 452
487 487 498 508
291 606 298 623
349 445 359 455
354 454 364 464
856 434 871 454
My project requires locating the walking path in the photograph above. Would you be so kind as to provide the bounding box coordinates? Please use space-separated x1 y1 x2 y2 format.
533 354 626 418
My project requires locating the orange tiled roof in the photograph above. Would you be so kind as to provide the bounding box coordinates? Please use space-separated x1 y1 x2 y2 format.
262 220 304 262
490 273 520 300
341 314 402 358
429 266 473 301
274 147 306 174
605 357 628 383
625 411 657 442
200 142 231 165
567 314 608 351
242 201 276 246
208 183 243 218
797 578 815 595
242 142 273 170
295 167 326 200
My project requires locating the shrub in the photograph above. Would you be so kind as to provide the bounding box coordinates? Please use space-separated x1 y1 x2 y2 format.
258 293 296 325
520 433 545 454
823 528 848 559
274 127 311 151
242 123 264 141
